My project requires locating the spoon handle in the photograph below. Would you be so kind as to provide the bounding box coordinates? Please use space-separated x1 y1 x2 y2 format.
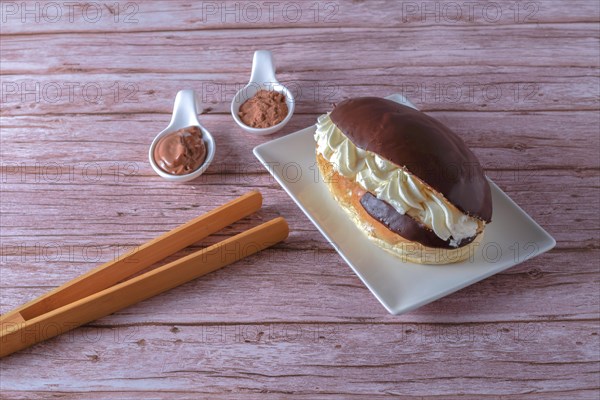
169 89 200 128
250 50 277 85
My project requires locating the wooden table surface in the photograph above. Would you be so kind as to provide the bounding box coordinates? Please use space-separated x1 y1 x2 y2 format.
1 1 599 398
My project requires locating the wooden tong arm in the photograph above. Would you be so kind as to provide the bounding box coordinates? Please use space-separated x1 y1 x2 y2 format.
1 217 288 357
0 191 262 324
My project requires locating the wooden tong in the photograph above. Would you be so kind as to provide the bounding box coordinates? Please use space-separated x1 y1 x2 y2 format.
0 191 288 357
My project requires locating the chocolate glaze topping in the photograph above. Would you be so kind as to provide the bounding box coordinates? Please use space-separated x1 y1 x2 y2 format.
360 192 476 249
330 97 492 222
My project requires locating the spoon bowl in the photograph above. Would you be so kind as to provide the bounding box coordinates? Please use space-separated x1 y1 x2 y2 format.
231 50 295 136
149 89 216 182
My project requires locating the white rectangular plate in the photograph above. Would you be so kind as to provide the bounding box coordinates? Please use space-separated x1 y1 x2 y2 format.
253 96 555 315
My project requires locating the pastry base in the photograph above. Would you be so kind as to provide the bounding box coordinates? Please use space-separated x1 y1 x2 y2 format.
316 153 484 265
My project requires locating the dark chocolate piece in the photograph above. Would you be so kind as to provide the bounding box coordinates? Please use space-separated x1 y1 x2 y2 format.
360 192 476 249
330 97 492 222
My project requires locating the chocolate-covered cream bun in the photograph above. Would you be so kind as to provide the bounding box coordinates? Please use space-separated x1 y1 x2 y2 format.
314 97 492 256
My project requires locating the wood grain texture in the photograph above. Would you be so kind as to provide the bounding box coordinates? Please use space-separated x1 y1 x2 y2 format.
1 0 599 398
1 68 598 115
0 321 597 396
3 26 599 76
1 0 598 34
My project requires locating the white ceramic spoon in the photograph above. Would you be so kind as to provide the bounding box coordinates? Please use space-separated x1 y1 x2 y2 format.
149 89 216 182
231 50 295 135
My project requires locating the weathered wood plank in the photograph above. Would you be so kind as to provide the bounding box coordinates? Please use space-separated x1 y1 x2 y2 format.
0 169 597 248
0 321 597 396
1 249 598 324
3 392 599 400
1 112 598 169
2 25 599 76
1 67 598 114
1 0 599 34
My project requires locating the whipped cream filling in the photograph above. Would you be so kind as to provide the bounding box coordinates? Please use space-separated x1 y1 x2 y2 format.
315 113 480 246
